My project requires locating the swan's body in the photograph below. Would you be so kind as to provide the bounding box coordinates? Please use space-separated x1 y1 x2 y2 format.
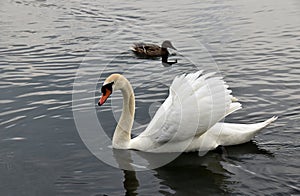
98 71 277 153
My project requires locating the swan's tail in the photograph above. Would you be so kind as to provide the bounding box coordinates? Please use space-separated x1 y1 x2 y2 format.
212 116 278 146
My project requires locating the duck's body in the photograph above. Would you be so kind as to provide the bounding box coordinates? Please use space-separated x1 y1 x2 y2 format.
98 71 277 153
130 40 176 58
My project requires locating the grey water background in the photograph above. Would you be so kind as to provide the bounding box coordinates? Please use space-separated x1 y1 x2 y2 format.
1 0 299 195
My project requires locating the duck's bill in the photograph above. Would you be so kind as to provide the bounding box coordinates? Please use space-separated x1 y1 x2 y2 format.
171 46 177 50
98 89 112 106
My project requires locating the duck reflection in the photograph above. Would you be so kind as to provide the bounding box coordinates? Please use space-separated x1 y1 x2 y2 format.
113 141 273 195
162 57 177 67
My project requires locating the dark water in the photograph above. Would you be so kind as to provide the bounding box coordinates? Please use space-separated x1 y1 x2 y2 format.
1 0 299 195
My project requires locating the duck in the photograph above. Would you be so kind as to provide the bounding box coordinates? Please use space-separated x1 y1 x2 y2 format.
98 71 277 153
130 40 177 59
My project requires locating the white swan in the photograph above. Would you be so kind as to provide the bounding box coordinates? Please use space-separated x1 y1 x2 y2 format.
98 71 277 153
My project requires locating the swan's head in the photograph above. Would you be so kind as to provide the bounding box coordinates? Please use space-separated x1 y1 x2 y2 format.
98 74 123 106
161 40 176 50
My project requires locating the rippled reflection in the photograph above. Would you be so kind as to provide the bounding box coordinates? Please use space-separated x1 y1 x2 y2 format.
117 141 275 195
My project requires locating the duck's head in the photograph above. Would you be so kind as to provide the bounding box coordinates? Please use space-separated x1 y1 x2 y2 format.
162 40 177 50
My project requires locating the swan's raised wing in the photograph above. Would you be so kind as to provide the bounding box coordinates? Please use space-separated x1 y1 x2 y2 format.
135 71 241 149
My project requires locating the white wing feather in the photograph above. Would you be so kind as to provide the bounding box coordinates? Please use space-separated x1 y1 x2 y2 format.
136 71 241 145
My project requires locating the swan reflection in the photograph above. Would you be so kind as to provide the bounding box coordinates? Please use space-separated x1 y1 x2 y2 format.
113 141 273 195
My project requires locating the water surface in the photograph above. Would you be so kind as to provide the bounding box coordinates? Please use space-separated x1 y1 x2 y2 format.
0 0 299 195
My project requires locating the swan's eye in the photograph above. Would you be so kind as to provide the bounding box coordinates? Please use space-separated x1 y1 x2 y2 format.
101 82 114 96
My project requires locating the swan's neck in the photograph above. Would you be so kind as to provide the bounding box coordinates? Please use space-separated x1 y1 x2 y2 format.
112 78 135 149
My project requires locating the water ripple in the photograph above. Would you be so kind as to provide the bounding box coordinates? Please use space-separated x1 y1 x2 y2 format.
0 0 299 195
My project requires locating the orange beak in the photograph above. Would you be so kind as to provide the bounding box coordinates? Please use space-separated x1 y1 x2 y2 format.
98 89 112 106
